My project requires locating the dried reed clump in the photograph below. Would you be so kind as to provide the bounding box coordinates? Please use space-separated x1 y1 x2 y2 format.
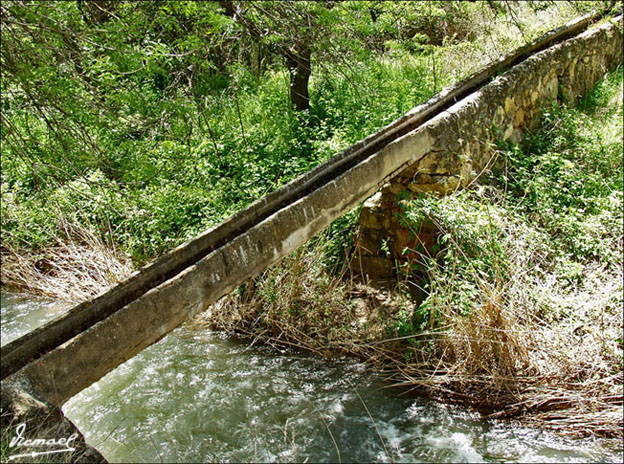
395 278 623 439
390 274 538 410
207 244 382 357
1 221 132 303
200 232 418 362
389 210 623 438
519 265 624 438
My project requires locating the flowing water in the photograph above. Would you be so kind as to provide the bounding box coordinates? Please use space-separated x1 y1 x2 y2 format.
1 291 622 463
0 292 70 346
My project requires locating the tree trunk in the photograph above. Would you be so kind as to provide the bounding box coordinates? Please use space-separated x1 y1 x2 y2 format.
77 0 115 25
286 46 311 112
220 1 312 111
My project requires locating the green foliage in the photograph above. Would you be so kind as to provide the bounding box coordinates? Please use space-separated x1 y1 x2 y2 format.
402 192 523 317
501 68 623 264
315 208 360 274
1 1 448 265
0 0 588 269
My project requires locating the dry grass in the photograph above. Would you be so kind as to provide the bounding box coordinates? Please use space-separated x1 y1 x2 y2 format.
393 259 622 438
375 168 622 437
383 69 624 438
201 237 414 359
1 219 132 303
203 218 623 439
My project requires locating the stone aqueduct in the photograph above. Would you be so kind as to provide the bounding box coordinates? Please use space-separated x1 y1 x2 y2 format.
1 12 622 416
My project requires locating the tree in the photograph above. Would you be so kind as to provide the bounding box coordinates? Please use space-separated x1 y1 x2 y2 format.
218 1 324 111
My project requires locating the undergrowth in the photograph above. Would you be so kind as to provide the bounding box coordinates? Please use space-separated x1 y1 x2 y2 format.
393 68 623 437
1 1 590 299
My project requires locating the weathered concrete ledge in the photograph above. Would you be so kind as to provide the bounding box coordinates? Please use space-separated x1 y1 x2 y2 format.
2 13 621 408
354 15 623 278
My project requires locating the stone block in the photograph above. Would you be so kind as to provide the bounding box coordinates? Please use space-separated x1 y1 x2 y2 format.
359 192 388 230
417 151 463 176
383 182 409 196
350 255 395 279
407 175 460 195
504 96 516 113
355 229 384 256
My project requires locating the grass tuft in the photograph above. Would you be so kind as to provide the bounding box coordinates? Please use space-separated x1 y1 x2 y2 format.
1 219 132 303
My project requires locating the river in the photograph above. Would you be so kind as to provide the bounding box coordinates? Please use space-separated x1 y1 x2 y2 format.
1 291 622 463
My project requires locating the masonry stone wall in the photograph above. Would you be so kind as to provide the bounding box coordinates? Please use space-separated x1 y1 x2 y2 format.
352 18 623 279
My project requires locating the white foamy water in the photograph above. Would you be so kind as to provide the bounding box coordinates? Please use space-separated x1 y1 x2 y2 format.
2 291 622 462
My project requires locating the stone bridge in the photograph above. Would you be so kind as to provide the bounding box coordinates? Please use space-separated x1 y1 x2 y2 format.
2 12 622 413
